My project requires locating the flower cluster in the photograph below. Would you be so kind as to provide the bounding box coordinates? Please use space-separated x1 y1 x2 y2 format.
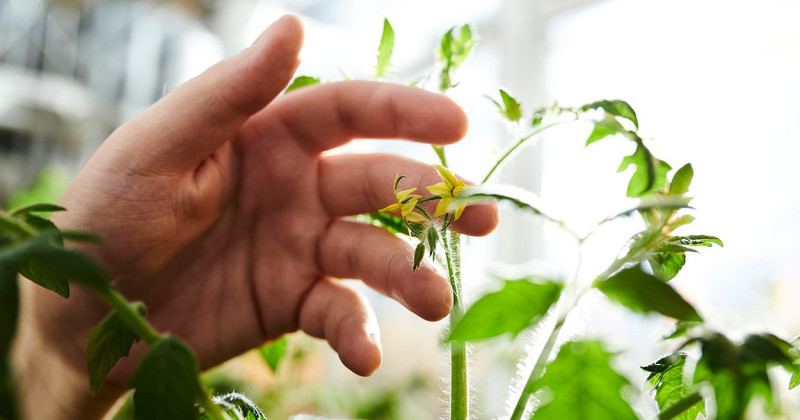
378 165 470 270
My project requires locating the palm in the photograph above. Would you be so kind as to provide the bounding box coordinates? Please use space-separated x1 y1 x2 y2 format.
21 16 496 402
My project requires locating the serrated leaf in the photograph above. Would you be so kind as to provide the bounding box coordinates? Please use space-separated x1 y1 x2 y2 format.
212 393 267 420
130 337 204 420
529 340 638 419
618 139 671 197
24 244 110 293
644 353 705 420
9 203 65 216
87 308 142 394
375 19 395 78
19 253 69 298
285 76 320 93
586 118 626 146
447 279 561 342
595 265 702 322
669 164 694 196
438 25 476 91
258 337 287 373
668 235 724 248
581 99 639 130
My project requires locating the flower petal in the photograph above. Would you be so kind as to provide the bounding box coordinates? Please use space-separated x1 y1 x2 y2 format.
427 182 452 197
396 187 418 202
379 203 402 213
434 197 452 218
405 212 428 223
433 165 459 190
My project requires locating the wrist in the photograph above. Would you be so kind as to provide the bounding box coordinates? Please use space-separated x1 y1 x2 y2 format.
12 281 124 420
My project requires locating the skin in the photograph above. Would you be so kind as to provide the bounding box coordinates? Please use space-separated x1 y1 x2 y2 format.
11 15 498 419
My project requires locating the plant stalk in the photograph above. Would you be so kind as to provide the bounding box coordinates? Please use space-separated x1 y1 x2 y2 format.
444 232 468 420
198 391 231 420
98 288 161 346
657 390 703 420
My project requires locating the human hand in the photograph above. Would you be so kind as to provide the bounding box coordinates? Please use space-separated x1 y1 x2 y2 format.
13 15 498 419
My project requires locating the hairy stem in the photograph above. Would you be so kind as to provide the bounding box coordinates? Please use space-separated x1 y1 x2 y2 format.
445 232 468 420
98 289 160 346
482 119 575 185
199 391 231 420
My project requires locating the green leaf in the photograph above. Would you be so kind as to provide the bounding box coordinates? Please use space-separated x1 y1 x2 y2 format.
357 212 409 236
0 262 18 420
438 25 476 91
19 252 70 298
586 118 626 146
791 370 800 390
618 139 671 197
531 108 547 127
285 76 321 93
87 308 143 394
488 89 522 122
447 279 561 342
23 214 59 235
453 188 569 233
668 235 724 248
669 215 696 230
529 340 638 419
24 244 110 294
111 391 135 420
598 197 692 226
258 337 287 373
649 252 686 281
581 99 639 130
375 19 395 78
595 265 702 322
669 164 694 196
130 337 204 420
10 203 65 216
644 353 705 420
212 393 267 420
694 333 775 419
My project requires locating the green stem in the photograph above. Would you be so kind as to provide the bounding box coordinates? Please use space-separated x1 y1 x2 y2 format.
482 119 575 185
444 232 467 420
97 288 160 346
657 390 703 420
510 316 566 420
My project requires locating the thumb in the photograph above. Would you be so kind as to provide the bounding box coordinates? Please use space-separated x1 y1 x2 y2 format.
110 15 304 172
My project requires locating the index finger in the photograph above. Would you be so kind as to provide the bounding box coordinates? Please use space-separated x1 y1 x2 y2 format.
251 81 469 153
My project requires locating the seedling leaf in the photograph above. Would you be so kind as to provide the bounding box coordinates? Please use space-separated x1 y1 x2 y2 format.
581 99 639 130
285 76 321 93
528 340 638 419
447 279 561 342
669 164 694 196
618 139 671 197
488 89 522 122
87 308 142 394
375 19 395 78
595 265 702 321
643 353 705 420
586 118 625 146
130 337 204 420
258 337 288 373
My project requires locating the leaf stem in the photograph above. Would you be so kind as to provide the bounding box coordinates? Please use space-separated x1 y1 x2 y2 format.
444 232 468 420
97 288 161 346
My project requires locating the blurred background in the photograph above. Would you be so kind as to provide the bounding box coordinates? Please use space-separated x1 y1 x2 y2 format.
2 0 800 419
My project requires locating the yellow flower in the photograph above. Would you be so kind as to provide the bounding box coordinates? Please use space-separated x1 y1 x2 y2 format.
426 165 468 220
380 176 428 223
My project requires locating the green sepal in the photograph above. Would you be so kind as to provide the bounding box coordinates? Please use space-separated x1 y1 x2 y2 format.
447 278 561 342
130 337 204 420
426 227 439 257
595 265 702 322
412 242 425 271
